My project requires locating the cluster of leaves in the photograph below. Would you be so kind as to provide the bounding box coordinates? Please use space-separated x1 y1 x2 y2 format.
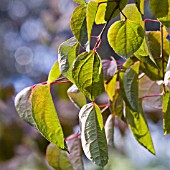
15 0 170 169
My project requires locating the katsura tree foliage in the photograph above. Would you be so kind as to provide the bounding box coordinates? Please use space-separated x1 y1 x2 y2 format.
14 0 170 169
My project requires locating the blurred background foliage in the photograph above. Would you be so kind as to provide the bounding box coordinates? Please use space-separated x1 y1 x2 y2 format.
0 0 170 169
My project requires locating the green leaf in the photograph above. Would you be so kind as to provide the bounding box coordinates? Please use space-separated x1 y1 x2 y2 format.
72 51 104 101
73 0 86 5
163 92 170 134
134 38 158 68
105 73 117 101
140 30 170 81
102 58 117 82
95 0 128 24
46 143 73 170
120 61 140 111
67 84 87 109
135 0 144 15
58 37 79 83
31 85 66 150
86 1 98 48
110 92 125 121
79 103 108 167
71 4 88 47
67 135 84 170
105 114 114 147
108 19 145 59
146 30 170 58
164 56 170 91
47 61 61 84
15 87 36 128
150 0 169 18
126 102 156 155
120 3 143 25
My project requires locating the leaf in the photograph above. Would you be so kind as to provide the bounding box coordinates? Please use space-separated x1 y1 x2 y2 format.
105 114 114 147
150 0 170 27
67 135 84 170
108 19 145 59
72 51 104 101
105 73 117 101
67 84 87 109
71 4 88 47
15 87 36 128
31 85 66 150
110 92 125 121
163 91 170 134
121 61 140 111
95 0 128 24
135 0 144 15
86 1 98 48
58 37 79 83
120 3 143 25
102 57 117 82
140 30 170 80
164 56 170 91
146 30 170 58
126 101 156 155
134 38 158 68
46 143 73 170
79 103 108 167
73 0 86 5
47 61 61 84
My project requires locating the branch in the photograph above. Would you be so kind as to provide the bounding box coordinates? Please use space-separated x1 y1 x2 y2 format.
140 93 163 100
160 23 166 93
65 132 81 141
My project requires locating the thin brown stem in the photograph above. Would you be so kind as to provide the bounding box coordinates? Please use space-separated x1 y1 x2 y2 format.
66 132 81 141
160 23 166 93
140 93 163 100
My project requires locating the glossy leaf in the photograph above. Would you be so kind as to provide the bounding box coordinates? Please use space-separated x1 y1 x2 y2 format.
31 85 66 150
58 37 79 83
108 20 144 59
71 4 87 47
121 61 140 111
67 84 87 109
79 103 108 167
102 58 117 82
105 114 114 147
95 0 128 24
150 0 170 27
140 30 170 80
163 92 170 134
72 51 104 101
67 135 84 170
86 1 98 48
135 38 157 68
126 102 156 155
110 92 125 121
164 56 170 91
105 73 117 101
46 143 73 170
47 61 61 84
15 86 36 128
73 0 86 5
135 0 144 15
121 3 143 25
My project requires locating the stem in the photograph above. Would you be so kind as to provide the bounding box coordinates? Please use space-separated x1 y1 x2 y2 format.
119 6 127 20
66 132 81 141
98 103 110 108
93 3 121 51
101 105 110 113
140 93 163 100
144 18 160 24
160 23 166 93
